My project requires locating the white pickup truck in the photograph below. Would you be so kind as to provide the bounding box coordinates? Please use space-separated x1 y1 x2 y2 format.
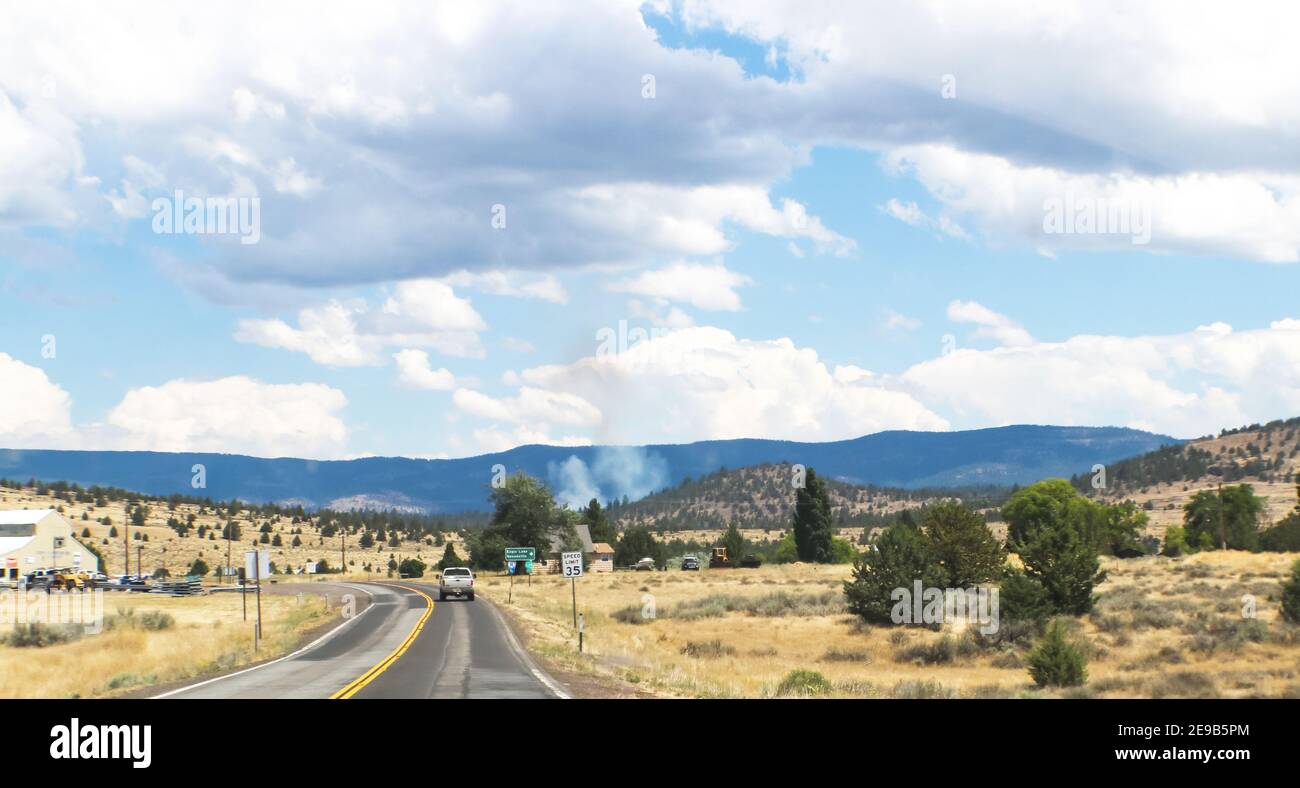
438 566 475 601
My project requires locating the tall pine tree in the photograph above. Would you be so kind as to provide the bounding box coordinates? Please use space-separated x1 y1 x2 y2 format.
792 467 834 563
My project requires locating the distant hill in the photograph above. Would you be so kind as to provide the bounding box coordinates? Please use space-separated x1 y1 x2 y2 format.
0 424 1177 513
1075 416 1300 534
608 462 1008 532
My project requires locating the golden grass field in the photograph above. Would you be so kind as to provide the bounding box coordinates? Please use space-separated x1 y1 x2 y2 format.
482 550 1300 698
0 589 331 698
0 486 465 580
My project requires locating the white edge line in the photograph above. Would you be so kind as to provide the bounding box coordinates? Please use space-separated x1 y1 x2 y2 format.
150 583 377 699
483 596 572 700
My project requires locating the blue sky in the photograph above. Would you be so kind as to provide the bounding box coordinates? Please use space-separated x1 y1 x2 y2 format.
2 1 1299 460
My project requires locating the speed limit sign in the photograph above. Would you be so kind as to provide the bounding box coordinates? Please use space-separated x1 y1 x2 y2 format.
561 551 583 578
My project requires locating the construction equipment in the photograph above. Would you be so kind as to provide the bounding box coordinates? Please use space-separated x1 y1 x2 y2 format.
709 547 732 569
48 569 93 590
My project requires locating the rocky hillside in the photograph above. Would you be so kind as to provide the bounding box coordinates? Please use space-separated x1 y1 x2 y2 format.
609 462 1005 533
1078 416 1300 533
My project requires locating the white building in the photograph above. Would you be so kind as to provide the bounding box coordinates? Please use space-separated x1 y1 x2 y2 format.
0 509 101 583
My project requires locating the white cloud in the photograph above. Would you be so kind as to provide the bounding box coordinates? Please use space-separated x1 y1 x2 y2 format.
493 326 948 446
947 300 1035 348
104 376 349 458
887 143 1300 262
235 300 380 366
453 387 602 428
881 308 921 332
903 316 1300 438
0 358 351 458
393 349 455 390
0 353 75 447
440 270 569 304
609 261 752 311
573 184 855 259
0 2 849 290
234 279 486 366
879 198 970 241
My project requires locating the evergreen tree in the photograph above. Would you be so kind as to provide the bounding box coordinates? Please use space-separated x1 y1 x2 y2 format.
792 467 834 563
617 525 666 568
1017 510 1106 615
581 498 617 545
1281 559 1300 625
843 522 946 625
920 500 1005 587
721 521 745 565
485 472 568 556
1026 619 1088 687
437 542 463 570
1183 484 1264 550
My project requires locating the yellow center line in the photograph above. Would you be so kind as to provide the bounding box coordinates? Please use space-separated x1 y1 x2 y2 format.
330 583 435 699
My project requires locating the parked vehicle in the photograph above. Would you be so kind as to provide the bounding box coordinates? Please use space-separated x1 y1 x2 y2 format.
681 555 701 571
709 547 732 569
438 567 475 601
634 557 657 571
739 554 763 569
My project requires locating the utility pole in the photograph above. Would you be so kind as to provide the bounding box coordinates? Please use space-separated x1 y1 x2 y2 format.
225 521 232 586
341 527 347 577
123 521 129 579
136 544 143 580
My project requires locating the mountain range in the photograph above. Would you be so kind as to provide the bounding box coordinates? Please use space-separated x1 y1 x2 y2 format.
0 425 1177 513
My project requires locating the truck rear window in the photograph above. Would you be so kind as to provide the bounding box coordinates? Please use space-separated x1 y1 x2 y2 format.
444 568 471 577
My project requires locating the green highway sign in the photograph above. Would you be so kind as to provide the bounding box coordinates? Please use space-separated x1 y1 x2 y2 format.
505 547 536 561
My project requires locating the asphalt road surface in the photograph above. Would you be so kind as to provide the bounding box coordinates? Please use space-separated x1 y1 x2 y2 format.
157 582 565 700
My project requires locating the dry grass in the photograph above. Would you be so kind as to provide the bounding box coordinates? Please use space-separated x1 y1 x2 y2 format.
0 590 330 698
1 487 460 579
483 550 1300 698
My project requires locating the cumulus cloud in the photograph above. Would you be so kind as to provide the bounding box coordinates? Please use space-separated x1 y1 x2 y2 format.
234 280 486 366
947 300 1035 348
0 355 351 457
0 353 76 447
903 317 1300 438
393 349 455 390
609 261 752 311
886 144 1300 261
465 326 948 447
0 2 849 292
103 376 349 457
6 0 1298 283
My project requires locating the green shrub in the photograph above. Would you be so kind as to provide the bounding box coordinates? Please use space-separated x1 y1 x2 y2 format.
397 557 426 578
1 624 84 648
1282 559 1300 625
890 679 956 699
679 639 737 658
999 567 1053 625
611 605 652 624
775 669 832 697
1026 619 1088 687
1162 525 1191 556
139 610 174 631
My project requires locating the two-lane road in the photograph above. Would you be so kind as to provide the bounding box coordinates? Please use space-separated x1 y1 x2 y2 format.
159 582 565 700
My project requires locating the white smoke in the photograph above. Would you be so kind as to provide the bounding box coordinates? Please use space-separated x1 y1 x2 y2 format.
549 446 670 508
